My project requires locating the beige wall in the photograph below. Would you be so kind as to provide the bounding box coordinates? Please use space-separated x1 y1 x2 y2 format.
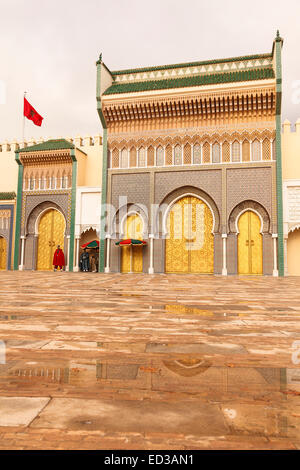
77 137 103 186
282 119 300 180
282 119 300 275
0 143 18 192
287 229 300 276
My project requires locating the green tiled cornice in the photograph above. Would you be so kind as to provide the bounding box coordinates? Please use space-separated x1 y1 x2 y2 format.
111 53 272 76
17 139 75 153
0 192 16 200
104 68 275 95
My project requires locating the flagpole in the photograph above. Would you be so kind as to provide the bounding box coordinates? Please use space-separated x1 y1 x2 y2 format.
23 91 27 143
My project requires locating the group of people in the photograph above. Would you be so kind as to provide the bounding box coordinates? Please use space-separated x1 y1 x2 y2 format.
52 245 99 272
79 248 98 272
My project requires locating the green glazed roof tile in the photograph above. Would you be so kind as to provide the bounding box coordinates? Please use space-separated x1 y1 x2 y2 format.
104 68 275 95
0 192 16 200
17 139 75 153
111 53 273 76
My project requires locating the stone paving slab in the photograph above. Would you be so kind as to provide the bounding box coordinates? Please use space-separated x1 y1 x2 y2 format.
0 397 50 426
0 271 300 449
30 397 227 435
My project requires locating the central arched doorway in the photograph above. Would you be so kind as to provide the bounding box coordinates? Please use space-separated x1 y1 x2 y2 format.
0 236 7 270
37 209 65 271
287 228 300 276
165 196 214 273
121 213 143 273
237 210 262 274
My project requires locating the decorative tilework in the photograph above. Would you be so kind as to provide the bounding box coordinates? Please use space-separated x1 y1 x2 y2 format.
226 168 273 223
22 192 71 235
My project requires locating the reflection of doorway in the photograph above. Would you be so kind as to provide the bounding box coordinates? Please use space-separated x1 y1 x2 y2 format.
287 229 300 276
238 211 262 274
165 196 214 273
121 214 143 273
37 209 65 270
0 236 7 270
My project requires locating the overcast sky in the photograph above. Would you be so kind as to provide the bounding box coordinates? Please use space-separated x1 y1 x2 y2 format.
1 0 300 142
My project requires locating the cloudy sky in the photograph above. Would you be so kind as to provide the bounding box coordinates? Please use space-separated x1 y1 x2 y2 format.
1 0 300 142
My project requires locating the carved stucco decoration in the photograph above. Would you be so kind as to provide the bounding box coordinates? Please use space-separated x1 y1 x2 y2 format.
228 200 270 234
25 198 70 236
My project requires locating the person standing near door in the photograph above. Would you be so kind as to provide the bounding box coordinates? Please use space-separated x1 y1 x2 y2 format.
53 245 65 271
80 248 90 272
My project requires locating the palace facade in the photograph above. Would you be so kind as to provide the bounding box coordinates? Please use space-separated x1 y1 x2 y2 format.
96 32 284 276
1 32 300 275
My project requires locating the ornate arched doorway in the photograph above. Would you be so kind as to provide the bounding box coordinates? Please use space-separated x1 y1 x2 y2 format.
237 210 262 274
165 196 214 273
37 209 65 271
121 213 143 273
0 236 7 270
287 228 300 276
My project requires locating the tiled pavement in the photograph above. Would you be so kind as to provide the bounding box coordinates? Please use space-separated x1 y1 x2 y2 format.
0 271 300 450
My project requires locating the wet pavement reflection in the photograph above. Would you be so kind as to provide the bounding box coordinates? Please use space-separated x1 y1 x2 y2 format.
0 271 300 449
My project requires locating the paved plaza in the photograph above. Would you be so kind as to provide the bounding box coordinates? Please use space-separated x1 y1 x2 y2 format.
0 271 300 450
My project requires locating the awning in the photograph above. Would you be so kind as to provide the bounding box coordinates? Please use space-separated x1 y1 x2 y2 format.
115 238 147 246
81 240 99 249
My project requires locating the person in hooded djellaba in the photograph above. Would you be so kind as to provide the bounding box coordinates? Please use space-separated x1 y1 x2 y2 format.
80 248 90 272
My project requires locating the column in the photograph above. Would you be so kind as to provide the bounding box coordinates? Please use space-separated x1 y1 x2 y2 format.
66 235 70 272
74 236 80 272
33 234 38 270
284 235 288 276
104 235 111 273
270 139 273 160
148 234 154 274
19 236 26 271
272 234 279 277
222 233 227 276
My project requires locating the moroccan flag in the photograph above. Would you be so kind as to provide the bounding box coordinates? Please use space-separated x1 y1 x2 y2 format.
23 97 43 126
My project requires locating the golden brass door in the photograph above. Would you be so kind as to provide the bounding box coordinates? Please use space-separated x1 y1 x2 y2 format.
121 214 143 273
37 209 65 271
238 211 262 275
165 196 214 273
0 237 7 270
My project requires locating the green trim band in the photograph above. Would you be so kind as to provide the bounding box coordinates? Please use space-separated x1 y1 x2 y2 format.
104 68 275 95
96 58 108 272
13 153 23 270
99 128 107 272
0 192 16 200
69 149 77 272
275 37 284 276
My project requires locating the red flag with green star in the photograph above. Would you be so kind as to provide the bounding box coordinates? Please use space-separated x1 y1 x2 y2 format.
23 97 43 126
